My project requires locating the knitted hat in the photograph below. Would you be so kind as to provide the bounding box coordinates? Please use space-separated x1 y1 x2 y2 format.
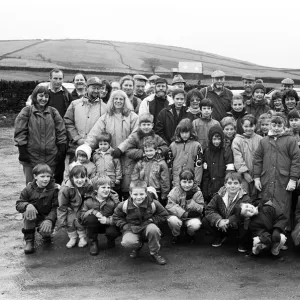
252 83 266 95
172 75 186 85
75 144 92 160
281 78 294 85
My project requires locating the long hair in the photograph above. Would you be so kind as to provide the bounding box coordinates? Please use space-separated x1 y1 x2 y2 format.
106 90 133 117
173 118 198 142
101 79 112 103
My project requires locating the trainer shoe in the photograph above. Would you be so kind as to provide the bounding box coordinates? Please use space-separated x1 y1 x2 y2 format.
212 236 226 247
150 253 167 265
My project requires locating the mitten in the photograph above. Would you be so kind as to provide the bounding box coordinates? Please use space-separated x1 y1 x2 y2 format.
112 148 123 158
18 145 30 162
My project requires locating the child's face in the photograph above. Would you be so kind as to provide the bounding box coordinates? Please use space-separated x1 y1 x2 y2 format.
173 93 185 109
77 153 89 164
240 203 258 218
180 131 190 141
180 179 194 191
285 97 297 110
97 183 111 199
232 99 244 112
34 172 51 188
242 120 255 137
130 188 147 206
190 96 200 109
140 122 153 134
223 125 235 138
212 134 222 147
98 141 110 152
144 146 156 159
260 120 271 134
289 118 300 129
201 106 212 118
253 89 265 102
225 178 241 195
273 98 282 108
73 174 87 187
271 122 284 135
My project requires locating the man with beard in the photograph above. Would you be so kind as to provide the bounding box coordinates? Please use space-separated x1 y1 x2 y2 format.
200 70 232 122
120 75 141 113
241 74 255 105
64 77 107 179
139 77 173 126
71 73 87 100
133 74 148 100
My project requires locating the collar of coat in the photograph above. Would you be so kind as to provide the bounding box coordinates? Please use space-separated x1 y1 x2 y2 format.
94 147 114 155
31 179 57 191
268 130 291 138
127 194 153 210
217 186 247 200
64 178 92 189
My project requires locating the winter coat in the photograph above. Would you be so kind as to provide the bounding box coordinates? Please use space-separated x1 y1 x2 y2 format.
14 105 67 168
232 133 262 176
131 155 170 199
253 131 300 222
170 138 203 187
70 89 85 101
203 126 234 199
64 97 107 154
192 117 221 150
155 105 194 145
92 147 122 186
79 194 119 225
113 194 169 233
205 186 250 227
247 201 286 245
138 94 173 117
16 179 59 224
130 95 142 114
226 109 248 135
166 185 204 219
57 180 94 228
245 98 270 119
122 129 169 161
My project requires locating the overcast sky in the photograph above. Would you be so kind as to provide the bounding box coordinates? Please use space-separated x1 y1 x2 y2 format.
1 0 299 68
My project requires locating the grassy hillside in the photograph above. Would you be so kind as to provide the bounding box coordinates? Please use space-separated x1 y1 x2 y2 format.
0 39 300 80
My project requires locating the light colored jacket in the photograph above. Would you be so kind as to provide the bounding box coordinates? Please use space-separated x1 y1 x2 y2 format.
138 94 173 116
64 97 107 153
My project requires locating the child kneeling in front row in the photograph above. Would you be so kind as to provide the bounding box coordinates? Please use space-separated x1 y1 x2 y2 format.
166 168 204 244
236 201 287 256
79 176 121 256
202 172 251 253
113 180 169 265
16 163 59 254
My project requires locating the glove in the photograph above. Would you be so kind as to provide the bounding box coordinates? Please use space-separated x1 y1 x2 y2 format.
18 145 30 162
243 172 253 183
186 190 195 201
24 204 38 220
98 215 107 224
286 179 296 191
39 220 52 233
187 211 202 218
55 144 66 163
112 148 123 158
254 178 262 191
272 228 281 243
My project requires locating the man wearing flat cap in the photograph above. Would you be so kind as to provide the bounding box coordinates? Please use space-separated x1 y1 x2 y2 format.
199 70 233 121
281 78 294 92
172 75 186 90
149 75 160 87
139 77 173 125
241 74 255 105
133 74 148 100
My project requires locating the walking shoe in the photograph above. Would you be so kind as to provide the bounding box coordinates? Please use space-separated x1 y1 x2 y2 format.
271 234 287 256
24 240 35 254
171 235 180 244
212 236 226 247
89 240 99 256
238 244 247 253
129 242 144 259
150 253 167 265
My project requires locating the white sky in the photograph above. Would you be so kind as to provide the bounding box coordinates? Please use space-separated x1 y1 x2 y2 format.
1 0 299 68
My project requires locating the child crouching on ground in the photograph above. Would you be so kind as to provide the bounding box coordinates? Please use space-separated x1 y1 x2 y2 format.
166 168 204 244
79 176 120 256
237 202 287 256
113 180 169 265
57 165 94 249
131 136 170 206
16 163 59 254
203 172 251 252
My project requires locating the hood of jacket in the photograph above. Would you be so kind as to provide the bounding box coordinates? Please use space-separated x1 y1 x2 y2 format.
208 124 224 150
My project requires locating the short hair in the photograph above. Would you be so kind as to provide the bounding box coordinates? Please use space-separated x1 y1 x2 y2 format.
186 89 203 107
220 116 236 129
271 112 286 125
129 180 147 192
97 130 112 143
139 113 154 124
200 98 214 109
287 109 300 122
32 163 53 176
172 88 186 99
258 113 271 124
224 172 242 184
231 94 243 103
72 73 87 83
69 165 87 185
49 68 64 78
143 136 158 149
146 86 155 96
119 75 135 89
269 90 283 109
282 89 300 110
179 168 195 181
241 114 257 126
106 90 133 117
31 85 50 107
92 176 112 191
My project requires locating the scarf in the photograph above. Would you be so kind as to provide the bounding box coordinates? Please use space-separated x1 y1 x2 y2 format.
187 107 201 115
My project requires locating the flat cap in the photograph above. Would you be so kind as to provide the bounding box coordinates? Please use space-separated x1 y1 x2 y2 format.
211 70 226 78
155 77 168 85
149 75 160 81
172 74 186 85
133 74 148 82
242 74 255 81
281 78 294 85
86 77 103 87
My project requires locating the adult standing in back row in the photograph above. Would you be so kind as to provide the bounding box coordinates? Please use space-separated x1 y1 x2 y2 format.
200 70 232 122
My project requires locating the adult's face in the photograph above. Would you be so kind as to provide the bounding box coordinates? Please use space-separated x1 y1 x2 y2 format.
155 83 167 98
50 71 63 91
190 96 201 109
74 74 86 89
111 82 120 91
36 92 49 109
243 79 255 93
212 77 225 90
173 82 185 90
122 80 134 97
87 85 101 99
99 85 108 98
135 80 146 96
113 95 125 110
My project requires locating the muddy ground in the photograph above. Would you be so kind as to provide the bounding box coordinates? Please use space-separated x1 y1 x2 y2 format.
1 127 300 300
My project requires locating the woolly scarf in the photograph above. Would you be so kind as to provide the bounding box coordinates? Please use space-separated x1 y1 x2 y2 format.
187 107 201 115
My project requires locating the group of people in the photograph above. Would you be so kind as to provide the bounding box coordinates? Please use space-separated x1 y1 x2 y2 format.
14 68 300 265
